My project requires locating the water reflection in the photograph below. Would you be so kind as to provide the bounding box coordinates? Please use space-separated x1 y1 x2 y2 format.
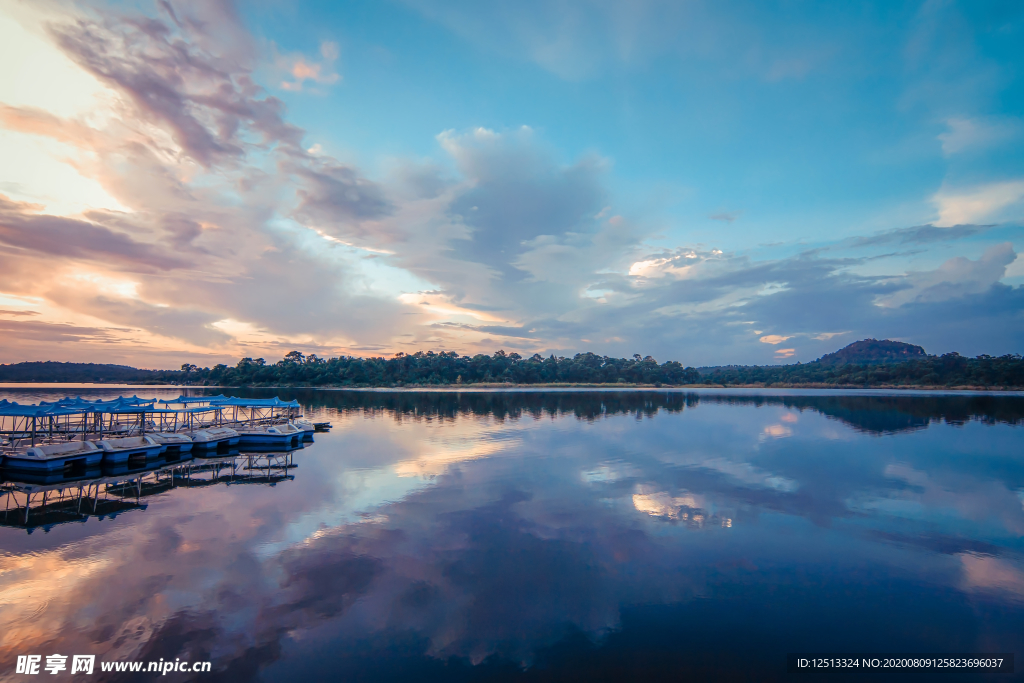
1 450 301 533
0 389 1021 681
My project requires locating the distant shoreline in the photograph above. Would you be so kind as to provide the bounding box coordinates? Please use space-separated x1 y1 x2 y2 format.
330 383 1024 392
1 382 1022 392
3 343 1021 389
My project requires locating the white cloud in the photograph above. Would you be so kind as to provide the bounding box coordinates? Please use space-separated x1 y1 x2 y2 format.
763 424 793 437
933 180 1024 226
938 117 1019 156
878 242 1017 307
1006 252 1024 279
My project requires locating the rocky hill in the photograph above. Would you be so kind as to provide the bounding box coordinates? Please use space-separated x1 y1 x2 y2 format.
816 339 928 366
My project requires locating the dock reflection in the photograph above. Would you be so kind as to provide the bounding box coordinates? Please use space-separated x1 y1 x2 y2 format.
0 445 304 532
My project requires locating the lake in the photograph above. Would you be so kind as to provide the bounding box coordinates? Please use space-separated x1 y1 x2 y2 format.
1 388 1023 681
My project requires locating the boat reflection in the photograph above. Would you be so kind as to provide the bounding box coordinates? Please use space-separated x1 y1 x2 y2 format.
0 444 305 532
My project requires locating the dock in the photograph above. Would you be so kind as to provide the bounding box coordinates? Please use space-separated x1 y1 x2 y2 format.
1 394 331 471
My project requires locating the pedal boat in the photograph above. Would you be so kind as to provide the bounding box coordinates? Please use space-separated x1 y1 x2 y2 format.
236 423 303 448
187 427 240 451
4 440 104 472
96 436 165 464
148 432 194 453
292 419 317 440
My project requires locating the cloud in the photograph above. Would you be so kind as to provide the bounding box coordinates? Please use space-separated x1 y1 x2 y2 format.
439 126 608 267
759 335 791 345
627 247 721 280
51 8 304 166
432 322 538 340
0 2 427 362
709 211 740 223
938 117 1020 155
933 181 1024 226
502 236 1022 364
849 223 989 248
278 41 342 92
1 0 1022 368
0 317 131 345
0 103 102 147
291 159 393 231
46 287 230 346
960 553 1024 601
878 242 1017 307
0 194 188 271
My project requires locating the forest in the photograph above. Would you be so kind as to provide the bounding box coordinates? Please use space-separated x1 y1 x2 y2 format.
699 352 1024 388
1 347 1022 388
176 350 702 386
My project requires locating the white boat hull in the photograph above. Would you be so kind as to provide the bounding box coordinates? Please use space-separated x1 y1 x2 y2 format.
97 436 165 464
4 442 104 472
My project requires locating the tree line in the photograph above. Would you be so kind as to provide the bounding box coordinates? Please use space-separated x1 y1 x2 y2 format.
178 349 1023 387
177 350 702 386
700 352 1024 388
2 350 1022 388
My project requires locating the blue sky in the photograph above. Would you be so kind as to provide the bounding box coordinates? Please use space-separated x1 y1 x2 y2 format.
0 0 1021 366
267 0 1020 235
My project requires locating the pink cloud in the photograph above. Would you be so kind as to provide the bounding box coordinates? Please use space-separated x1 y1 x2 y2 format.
279 41 341 92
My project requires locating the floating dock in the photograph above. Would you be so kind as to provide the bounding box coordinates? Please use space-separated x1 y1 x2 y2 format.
2 394 328 471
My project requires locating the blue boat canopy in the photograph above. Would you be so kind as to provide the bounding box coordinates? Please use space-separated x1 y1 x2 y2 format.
208 397 300 408
161 394 231 405
1 395 161 417
0 402 89 417
39 396 157 410
95 405 224 414
2 395 296 416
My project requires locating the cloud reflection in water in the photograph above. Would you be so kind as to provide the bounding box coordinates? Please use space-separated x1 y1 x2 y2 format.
0 389 1022 680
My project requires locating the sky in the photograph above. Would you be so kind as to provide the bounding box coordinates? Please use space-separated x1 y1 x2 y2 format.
0 0 1021 368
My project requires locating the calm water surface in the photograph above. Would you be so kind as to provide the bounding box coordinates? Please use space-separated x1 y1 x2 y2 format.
1 389 1023 681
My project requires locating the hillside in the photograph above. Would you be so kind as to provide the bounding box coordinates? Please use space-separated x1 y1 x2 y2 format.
817 339 927 365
